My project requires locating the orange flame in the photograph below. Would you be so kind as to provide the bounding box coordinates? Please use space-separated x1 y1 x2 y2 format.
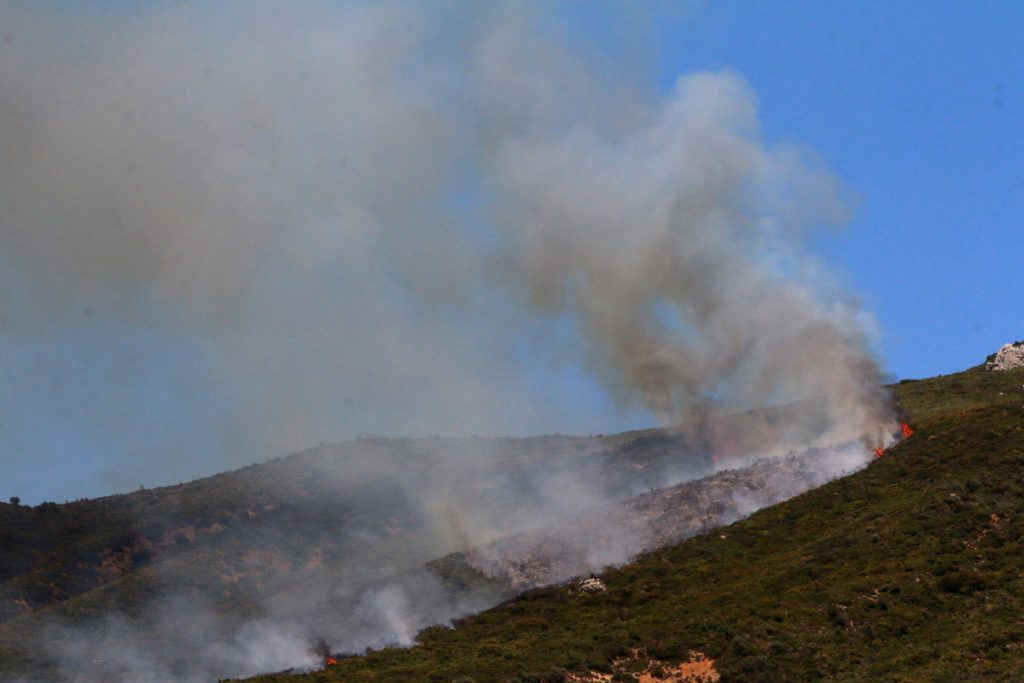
325 656 338 667
875 422 912 459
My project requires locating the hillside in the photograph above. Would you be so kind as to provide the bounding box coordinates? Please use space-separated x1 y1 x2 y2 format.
238 365 1024 682
0 429 719 681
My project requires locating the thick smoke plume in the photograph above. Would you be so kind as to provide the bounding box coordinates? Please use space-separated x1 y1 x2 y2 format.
0 1 891 502
0 1 898 681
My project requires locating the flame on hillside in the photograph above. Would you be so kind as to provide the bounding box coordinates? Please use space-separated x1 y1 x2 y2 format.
875 421 913 458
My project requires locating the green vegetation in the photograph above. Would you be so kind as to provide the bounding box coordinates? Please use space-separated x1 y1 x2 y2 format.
238 366 1024 682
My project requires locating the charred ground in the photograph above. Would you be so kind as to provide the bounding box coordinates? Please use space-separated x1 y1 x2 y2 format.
238 365 1024 682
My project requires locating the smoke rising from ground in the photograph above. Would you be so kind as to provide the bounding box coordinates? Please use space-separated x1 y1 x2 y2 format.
0 1 890 503
6 433 889 683
0 1 900 681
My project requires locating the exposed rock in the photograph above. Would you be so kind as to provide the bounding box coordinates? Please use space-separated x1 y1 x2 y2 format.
569 650 720 683
575 577 606 593
985 341 1024 371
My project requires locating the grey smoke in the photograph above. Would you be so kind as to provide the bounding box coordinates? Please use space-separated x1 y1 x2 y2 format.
492 69 893 449
37 562 497 682
42 597 319 683
0 1 891 500
0 1 899 680
23 434 705 682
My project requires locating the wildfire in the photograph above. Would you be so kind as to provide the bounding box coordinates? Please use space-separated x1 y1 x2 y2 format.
875 422 913 459
312 638 336 669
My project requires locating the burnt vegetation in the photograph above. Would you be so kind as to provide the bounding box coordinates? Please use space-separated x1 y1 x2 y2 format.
236 365 1024 682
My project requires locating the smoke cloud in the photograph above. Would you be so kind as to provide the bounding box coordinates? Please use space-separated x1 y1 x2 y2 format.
0 1 888 501
0 1 900 681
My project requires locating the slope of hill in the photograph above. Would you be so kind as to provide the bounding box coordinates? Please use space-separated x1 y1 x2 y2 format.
238 365 1024 682
0 430 719 681
0 435 597 617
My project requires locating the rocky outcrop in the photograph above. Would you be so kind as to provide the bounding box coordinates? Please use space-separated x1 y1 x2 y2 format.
985 341 1024 371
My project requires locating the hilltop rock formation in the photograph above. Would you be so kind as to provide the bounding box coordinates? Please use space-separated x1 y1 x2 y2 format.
985 341 1024 371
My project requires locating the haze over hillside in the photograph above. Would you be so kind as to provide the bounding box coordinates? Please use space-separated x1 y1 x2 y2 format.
1 416 892 682
0 3 926 682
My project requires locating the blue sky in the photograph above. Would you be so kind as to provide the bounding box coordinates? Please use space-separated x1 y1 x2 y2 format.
1 1 1021 504
652 1 1022 378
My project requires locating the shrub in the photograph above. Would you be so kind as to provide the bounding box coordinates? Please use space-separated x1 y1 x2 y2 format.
730 635 759 657
937 569 989 594
545 666 569 682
